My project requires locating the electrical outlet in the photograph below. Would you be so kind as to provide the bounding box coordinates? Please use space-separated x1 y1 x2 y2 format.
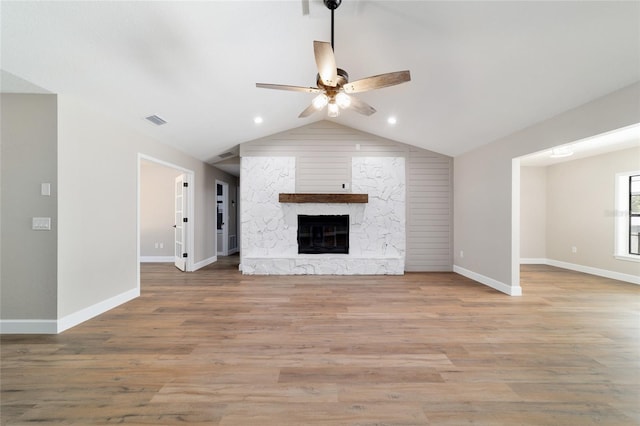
459 250 464 258
572 246 577 253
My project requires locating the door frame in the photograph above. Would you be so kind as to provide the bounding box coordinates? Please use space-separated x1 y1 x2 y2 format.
137 154 195 277
216 179 229 256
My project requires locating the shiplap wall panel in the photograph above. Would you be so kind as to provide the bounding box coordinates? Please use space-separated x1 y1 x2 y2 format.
406 148 453 271
240 121 453 271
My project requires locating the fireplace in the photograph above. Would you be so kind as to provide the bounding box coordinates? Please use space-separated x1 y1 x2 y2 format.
298 215 349 254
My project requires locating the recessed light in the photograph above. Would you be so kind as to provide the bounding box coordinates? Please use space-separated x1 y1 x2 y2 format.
550 146 573 158
254 116 263 124
387 116 397 125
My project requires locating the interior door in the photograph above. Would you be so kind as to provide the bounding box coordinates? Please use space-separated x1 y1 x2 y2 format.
174 174 188 271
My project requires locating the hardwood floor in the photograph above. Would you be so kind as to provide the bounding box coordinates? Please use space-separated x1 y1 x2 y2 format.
2 259 639 425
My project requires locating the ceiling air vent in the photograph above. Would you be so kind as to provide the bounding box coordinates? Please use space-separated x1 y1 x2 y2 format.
145 115 167 126
218 152 234 159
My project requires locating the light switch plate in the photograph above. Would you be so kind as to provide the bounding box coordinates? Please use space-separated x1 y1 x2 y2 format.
32 217 51 230
41 183 51 196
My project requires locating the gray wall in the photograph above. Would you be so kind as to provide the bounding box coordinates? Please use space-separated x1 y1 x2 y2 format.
140 161 182 258
57 94 238 319
2 93 237 331
520 166 547 259
454 82 640 293
240 120 453 271
1 94 58 320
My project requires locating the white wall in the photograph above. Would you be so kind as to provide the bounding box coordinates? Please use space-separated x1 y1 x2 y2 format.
520 166 547 260
546 147 640 277
454 82 640 295
1 94 58 326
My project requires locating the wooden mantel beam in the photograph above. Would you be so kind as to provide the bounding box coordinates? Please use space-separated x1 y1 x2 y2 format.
278 193 368 204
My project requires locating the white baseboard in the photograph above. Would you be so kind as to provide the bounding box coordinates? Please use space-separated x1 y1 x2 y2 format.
520 258 548 265
453 265 522 296
140 256 218 271
57 287 140 333
544 259 640 285
140 256 174 263
228 247 239 255
0 319 58 334
193 255 217 271
1 287 139 334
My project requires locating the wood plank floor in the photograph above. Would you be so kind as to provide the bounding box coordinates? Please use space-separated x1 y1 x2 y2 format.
2 258 639 425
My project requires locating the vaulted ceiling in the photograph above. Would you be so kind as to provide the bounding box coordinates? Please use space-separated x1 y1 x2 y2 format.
2 1 638 164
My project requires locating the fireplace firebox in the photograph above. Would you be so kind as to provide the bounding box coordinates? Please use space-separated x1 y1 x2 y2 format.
298 215 349 254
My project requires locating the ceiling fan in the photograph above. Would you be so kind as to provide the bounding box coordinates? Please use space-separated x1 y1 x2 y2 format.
256 0 411 118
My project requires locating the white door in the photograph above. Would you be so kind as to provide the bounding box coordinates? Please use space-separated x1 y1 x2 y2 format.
174 174 188 271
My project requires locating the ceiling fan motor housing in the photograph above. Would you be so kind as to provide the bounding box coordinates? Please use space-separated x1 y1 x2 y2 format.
317 68 349 91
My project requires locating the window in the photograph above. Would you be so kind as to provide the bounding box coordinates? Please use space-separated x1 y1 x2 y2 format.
615 171 640 261
630 175 640 255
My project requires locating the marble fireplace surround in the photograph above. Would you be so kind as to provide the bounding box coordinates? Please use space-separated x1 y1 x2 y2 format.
240 156 406 275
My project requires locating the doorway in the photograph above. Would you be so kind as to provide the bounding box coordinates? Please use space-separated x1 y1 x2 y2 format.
515 123 640 288
216 180 229 256
138 154 195 273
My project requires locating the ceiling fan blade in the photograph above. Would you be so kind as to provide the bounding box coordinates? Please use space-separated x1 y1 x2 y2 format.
343 70 411 94
256 83 321 93
313 41 338 87
349 96 377 116
298 103 318 118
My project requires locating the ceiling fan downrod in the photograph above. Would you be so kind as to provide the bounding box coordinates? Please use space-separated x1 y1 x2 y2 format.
323 0 342 51
256 0 410 119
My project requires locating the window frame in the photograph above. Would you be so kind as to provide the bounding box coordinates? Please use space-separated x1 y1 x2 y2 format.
615 171 640 262
629 175 640 255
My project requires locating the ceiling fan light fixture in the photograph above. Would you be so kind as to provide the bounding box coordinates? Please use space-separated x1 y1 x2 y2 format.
312 93 329 109
336 92 351 109
327 101 340 117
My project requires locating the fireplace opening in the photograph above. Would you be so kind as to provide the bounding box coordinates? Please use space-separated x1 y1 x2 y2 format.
298 215 349 254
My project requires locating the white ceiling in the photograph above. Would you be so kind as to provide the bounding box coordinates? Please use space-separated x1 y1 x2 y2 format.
2 1 639 164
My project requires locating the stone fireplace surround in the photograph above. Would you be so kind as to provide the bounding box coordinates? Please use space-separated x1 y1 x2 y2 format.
240 156 405 275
